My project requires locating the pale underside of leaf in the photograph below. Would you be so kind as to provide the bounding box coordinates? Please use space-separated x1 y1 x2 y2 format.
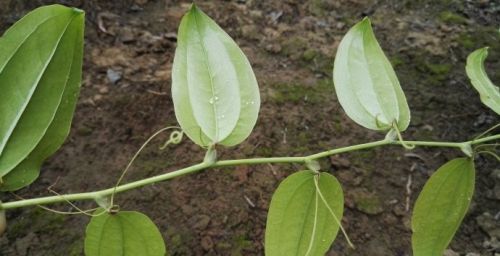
466 47 500 115
411 158 475 256
172 5 260 147
186 9 241 143
333 18 410 131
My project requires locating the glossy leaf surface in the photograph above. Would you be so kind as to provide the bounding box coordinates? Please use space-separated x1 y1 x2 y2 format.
265 171 344 256
172 4 260 147
85 211 167 256
466 47 500 115
412 158 475 256
0 5 84 187
333 17 410 131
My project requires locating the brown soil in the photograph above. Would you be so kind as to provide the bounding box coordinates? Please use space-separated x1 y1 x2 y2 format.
0 0 499 255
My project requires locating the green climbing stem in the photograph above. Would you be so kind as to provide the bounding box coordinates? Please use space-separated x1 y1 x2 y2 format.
1 134 498 210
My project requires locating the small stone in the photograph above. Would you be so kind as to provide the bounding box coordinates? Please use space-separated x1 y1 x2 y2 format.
281 36 308 60
92 47 129 67
191 214 210 230
365 238 392 255
302 49 318 62
216 242 232 250
265 43 281 53
402 216 411 230
201 236 213 251
154 69 171 81
483 237 500 250
476 212 500 238
490 169 500 181
181 205 195 215
249 10 263 19
383 213 398 225
393 204 407 217
129 5 143 12
444 249 459 256
465 253 480 256
76 126 93 136
107 69 122 84
98 86 109 94
93 94 104 101
330 156 351 169
350 189 384 215
241 24 259 40
164 32 177 40
120 27 136 43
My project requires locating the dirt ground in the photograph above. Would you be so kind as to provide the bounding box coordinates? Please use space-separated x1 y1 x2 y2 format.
0 0 499 255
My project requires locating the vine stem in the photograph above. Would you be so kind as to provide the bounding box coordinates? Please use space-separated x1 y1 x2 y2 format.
1 134 498 210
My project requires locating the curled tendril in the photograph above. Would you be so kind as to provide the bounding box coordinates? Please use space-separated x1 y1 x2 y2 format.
392 122 415 150
160 130 184 150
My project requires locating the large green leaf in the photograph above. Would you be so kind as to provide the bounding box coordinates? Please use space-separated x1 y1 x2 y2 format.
85 211 167 256
333 17 410 131
172 4 260 147
0 5 84 186
265 170 344 256
412 158 475 256
466 47 500 115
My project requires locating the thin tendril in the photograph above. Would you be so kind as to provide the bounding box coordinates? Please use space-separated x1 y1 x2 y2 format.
313 175 355 249
37 205 101 216
473 123 500 140
473 143 499 150
393 123 415 150
305 185 319 256
10 193 101 217
110 126 181 208
47 188 102 217
476 151 500 161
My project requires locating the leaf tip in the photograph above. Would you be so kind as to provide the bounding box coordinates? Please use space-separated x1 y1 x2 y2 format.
480 46 489 55
360 16 372 26
189 3 200 14
71 7 84 15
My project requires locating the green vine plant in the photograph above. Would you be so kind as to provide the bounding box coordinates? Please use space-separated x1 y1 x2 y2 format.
0 4 499 256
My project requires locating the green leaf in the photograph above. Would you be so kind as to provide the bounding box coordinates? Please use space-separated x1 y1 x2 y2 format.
172 4 260 147
412 158 475 256
265 170 344 256
0 5 84 186
0 164 39 192
466 47 500 115
333 17 410 131
85 211 167 256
